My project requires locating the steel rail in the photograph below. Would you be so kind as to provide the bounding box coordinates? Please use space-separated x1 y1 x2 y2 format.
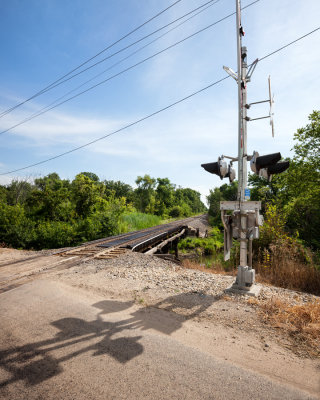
55 214 205 256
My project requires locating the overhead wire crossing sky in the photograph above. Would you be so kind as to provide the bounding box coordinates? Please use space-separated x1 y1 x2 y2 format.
1 25 319 176
0 0 259 136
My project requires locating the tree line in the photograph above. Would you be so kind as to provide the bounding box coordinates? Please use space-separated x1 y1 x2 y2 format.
0 173 206 249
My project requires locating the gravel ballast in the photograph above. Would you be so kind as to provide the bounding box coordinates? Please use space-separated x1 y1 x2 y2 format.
63 251 319 306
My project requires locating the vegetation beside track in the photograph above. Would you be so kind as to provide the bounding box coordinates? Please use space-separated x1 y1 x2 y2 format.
0 173 206 250
119 212 163 233
181 112 320 296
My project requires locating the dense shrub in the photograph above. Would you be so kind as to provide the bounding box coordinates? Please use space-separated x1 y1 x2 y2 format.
169 206 182 218
0 173 205 250
34 221 76 249
0 203 36 248
179 228 224 255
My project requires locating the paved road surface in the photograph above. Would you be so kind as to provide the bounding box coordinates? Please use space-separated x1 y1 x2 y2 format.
0 280 317 400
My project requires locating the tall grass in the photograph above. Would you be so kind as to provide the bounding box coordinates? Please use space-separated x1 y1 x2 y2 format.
256 297 320 357
252 203 320 296
254 241 320 296
120 212 162 232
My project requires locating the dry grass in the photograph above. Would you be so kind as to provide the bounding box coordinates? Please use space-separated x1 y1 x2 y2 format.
181 259 233 275
256 297 320 357
255 242 320 296
182 258 320 356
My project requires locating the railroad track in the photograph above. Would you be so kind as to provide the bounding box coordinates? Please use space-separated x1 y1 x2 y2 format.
0 215 206 294
56 215 205 260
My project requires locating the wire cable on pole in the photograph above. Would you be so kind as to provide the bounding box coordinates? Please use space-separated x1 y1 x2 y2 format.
0 0 260 136
1 24 319 176
258 26 320 62
0 0 183 118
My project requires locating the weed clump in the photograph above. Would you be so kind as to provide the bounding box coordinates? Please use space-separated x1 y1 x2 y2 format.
254 204 320 296
178 227 223 256
259 298 320 357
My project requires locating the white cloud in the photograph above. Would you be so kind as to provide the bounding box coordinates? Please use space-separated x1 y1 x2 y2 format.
0 105 125 146
1 0 320 202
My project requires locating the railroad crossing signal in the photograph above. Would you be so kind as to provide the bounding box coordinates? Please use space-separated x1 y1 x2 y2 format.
201 157 236 182
201 0 290 296
250 151 290 181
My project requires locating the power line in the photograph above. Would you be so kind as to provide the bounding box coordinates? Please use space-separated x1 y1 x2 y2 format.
1 24 319 176
0 1 259 135
13 0 221 103
15 0 219 125
0 77 230 175
0 0 182 118
258 26 320 62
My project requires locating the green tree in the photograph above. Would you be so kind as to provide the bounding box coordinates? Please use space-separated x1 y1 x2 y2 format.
6 180 33 205
293 110 320 169
80 172 100 182
174 188 206 215
248 111 320 249
134 175 156 213
206 182 238 226
155 178 175 216
0 186 7 203
104 180 133 202
0 203 36 247
26 173 72 221
71 173 104 218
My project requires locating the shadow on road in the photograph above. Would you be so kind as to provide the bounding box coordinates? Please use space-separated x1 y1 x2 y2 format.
0 292 220 388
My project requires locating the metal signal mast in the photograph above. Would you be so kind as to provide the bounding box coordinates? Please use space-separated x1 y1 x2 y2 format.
202 0 289 295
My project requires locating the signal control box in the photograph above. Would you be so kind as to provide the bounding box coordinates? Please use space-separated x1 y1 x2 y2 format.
220 201 262 261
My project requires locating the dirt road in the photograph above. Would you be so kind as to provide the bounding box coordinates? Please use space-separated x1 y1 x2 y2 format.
0 248 319 399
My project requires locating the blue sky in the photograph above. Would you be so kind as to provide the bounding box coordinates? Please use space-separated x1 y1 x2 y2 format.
0 0 319 203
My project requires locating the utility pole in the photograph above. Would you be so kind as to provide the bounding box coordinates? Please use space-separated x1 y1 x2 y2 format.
236 0 247 204
236 0 249 275
201 0 289 296
221 0 260 295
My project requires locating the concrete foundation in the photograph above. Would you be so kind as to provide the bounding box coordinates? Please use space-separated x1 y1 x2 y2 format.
225 283 261 297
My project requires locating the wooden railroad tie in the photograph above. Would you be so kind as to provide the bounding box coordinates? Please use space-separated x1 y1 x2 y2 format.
58 246 127 259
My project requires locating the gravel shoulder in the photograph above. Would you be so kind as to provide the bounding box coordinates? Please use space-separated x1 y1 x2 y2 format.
1 247 320 397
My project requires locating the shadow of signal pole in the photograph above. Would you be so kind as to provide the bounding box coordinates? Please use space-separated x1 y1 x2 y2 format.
0 293 219 388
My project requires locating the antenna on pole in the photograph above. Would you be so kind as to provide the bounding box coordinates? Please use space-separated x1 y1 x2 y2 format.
268 76 275 137
245 75 275 138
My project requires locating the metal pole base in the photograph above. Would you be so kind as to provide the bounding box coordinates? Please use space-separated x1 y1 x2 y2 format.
225 266 261 297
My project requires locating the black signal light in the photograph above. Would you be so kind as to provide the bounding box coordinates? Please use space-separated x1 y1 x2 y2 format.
201 162 220 176
201 157 228 180
267 161 290 175
255 152 281 171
